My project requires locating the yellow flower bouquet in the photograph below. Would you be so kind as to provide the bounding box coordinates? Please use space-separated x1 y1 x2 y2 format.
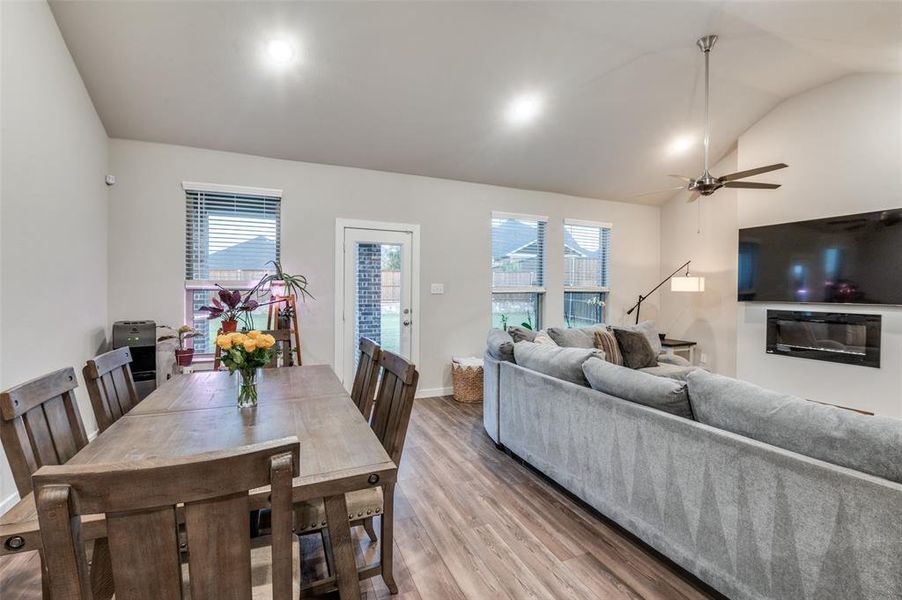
215 330 278 407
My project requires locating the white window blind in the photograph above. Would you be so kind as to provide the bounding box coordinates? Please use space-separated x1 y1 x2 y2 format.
564 219 611 290
185 189 281 283
184 186 281 355
491 213 548 291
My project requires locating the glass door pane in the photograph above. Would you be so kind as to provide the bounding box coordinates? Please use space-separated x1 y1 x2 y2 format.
342 227 412 387
354 243 403 359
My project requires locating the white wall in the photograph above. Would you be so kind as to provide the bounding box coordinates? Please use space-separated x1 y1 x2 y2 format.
735 73 902 417
0 1 110 509
107 139 661 396
660 73 902 417
658 150 738 376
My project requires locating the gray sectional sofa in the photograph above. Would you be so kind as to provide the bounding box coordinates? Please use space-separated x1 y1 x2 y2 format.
483 327 902 600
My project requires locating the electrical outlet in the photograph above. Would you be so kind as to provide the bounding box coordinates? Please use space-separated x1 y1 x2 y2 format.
700 353 709 364
430 283 444 295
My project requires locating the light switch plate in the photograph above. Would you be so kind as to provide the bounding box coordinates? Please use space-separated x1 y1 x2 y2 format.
430 283 444 294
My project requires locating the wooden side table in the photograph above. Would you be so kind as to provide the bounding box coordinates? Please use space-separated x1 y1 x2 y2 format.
661 338 697 364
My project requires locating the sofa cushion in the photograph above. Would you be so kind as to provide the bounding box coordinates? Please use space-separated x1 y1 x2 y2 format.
513 342 603 386
507 326 537 343
583 357 693 419
656 352 691 367
612 327 658 369
618 320 662 355
593 329 623 366
688 370 902 484
546 325 605 348
486 329 515 362
639 364 700 381
533 330 557 345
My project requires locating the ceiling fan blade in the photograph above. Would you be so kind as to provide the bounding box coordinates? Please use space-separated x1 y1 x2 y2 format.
626 186 686 199
686 191 701 203
723 181 781 189
719 163 788 182
668 174 693 182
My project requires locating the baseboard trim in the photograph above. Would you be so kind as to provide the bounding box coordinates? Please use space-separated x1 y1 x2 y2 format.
0 491 19 516
415 386 453 399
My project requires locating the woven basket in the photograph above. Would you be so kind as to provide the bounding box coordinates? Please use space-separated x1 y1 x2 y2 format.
451 361 484 403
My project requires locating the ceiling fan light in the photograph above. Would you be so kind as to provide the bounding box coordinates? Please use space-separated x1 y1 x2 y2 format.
671 276 705 293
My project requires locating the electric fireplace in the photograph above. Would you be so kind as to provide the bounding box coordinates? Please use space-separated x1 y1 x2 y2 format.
766 310 881 368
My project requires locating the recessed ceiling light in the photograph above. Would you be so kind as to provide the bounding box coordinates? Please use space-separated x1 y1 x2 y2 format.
266 39 295 66
668 134 695 155
506 93 544 125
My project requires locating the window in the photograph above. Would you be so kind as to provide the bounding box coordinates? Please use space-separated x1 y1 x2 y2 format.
563 219 611 327
184 183 282 354
491 212 547 329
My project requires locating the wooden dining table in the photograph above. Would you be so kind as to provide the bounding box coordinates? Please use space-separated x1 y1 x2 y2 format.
0 364 396 600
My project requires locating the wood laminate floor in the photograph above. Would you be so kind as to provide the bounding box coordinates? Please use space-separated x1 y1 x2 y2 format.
0 396 718 600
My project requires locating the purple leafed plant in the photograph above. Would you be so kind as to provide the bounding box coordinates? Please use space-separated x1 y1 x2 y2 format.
199 285 262 328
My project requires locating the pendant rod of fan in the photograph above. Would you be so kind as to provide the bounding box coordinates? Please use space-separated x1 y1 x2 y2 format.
703 41 710 174
628 34 786 203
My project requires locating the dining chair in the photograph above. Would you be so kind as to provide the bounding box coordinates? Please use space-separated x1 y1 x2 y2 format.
0 367 88 498
214 329 293 370
294 350 419 594
350 337 382 421
83 347 140 433
34 437 301 600
0 368 92 598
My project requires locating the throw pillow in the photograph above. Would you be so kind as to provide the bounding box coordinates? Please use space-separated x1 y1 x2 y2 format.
687 370 902 484
533 330 557 345
512 342 603 386
583 357 693 419
485 329 515 362
619 320 663 355
507 325 538 343
546 325 605 348
593 329 623 366
612 327 658 369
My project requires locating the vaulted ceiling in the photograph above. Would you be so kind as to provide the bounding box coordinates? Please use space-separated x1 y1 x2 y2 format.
50 1 902 204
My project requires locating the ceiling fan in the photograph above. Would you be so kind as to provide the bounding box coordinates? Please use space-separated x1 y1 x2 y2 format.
636 35 787 202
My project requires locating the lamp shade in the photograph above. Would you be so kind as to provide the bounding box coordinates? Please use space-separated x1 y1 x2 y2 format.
671 276 705 292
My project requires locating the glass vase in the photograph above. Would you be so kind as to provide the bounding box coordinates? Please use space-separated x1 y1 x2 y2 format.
237 368 258 408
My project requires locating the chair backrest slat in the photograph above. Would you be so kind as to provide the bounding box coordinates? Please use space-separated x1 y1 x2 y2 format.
369 351 419 465
184 493 252 599
351 338 382 421
107 506 183 600
83 347 139 432
0 368 87 496
34 438 300 600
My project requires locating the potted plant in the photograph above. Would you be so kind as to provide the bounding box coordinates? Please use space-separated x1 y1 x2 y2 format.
198 286 260 333
158 325 202 367
215 331 278 407
251 260 314 302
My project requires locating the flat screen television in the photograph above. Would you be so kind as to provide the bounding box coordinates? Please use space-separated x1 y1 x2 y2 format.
738 208 902 305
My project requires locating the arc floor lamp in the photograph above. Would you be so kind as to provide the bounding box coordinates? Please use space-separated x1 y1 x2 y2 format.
626 260 705 324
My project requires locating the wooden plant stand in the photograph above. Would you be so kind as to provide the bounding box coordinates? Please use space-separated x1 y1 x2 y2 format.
268 294 303 366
